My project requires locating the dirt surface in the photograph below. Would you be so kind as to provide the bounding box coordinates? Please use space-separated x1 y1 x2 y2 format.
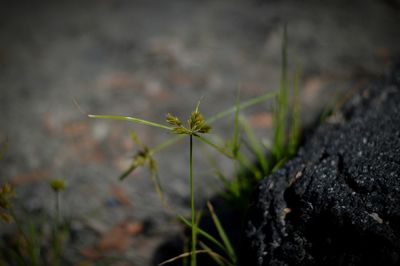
244 65 400 265
0 1 399 265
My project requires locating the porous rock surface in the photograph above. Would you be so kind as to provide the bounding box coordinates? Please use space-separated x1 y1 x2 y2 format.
243 65 400 266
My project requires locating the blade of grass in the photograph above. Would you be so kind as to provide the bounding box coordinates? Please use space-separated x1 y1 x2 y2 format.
158 250 214 266
236 151 262 180
151 135 184 154
199 242 234 266
88 114 172 130
289 64 301 156
149 160 167 207
206 202 237 264
232 89 241 158
239 116 269 174
206 90 278 124
195 135 234 159
178 215 226 253
272 24 289 159
271 157 288 173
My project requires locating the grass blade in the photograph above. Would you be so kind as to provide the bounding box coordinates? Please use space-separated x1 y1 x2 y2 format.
195 135 233 159
289 64 301 156
149 160 166 207
240 116 269 174
272 24 289 159
206 90 278 124
178 216 226 253
206 202 237 264
232 89 241 158
159 249 221 266
199 242 234 266
88 114 172 130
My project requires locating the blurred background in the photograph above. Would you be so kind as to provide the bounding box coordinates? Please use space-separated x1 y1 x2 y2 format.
0 0 399 265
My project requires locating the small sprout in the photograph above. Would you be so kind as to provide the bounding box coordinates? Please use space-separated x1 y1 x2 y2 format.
0 182 16 223
49 179 66 192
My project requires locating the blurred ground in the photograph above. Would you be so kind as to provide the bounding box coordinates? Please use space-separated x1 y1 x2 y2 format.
0 0 399 265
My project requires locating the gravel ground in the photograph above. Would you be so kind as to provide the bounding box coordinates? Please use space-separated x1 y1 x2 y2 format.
0 0 399 265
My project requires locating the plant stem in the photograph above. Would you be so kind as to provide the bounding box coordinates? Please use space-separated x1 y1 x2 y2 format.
206 90 278 124
88 114 172 130
56 191 60 227
10 209 39 266
195 135 233 159
53 191 62 266
189 135 196 266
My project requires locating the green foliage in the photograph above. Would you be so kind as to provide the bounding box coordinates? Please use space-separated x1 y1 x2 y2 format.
288 65 302 156
87 26 302 266
272 24 289 160
0 155 67 266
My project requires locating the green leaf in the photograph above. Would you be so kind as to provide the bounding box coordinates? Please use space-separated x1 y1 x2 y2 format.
207 202 237 264
272 24 289 159
240 117 269 174
206 90 278 124
232 89 241 158
88 114 172 130
178 215 226 253
289 64 302 156
198 242 234 266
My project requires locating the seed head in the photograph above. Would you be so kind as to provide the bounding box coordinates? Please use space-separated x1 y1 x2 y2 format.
49 179 66 192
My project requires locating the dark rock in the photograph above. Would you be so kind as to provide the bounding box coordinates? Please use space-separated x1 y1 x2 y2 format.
243 65 400 266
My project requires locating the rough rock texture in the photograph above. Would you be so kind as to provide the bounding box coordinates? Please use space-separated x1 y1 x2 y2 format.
243 65 400 266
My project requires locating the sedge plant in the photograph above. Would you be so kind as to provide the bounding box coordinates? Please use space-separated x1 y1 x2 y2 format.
87 26 302 266
87 91 278 265
49 178 67 266
0 141 69 266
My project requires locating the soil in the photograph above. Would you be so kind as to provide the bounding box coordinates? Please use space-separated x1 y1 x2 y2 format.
0 1 399 265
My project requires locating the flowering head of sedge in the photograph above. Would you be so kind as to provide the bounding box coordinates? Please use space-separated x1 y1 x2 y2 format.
166 102 211 136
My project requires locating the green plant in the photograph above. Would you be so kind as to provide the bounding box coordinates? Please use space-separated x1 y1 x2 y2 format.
49 178 67 266
87 26 302 266
166 101 212 266
0 173 68 266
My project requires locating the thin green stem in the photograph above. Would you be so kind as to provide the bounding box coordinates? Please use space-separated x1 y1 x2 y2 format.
206 90 278 124
178 215 227 253
10 209 39 266
195 135 233 159
189 135 196 266
240 117 269 174
88 114 172 130
55 191 60 227
151 135 184 154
